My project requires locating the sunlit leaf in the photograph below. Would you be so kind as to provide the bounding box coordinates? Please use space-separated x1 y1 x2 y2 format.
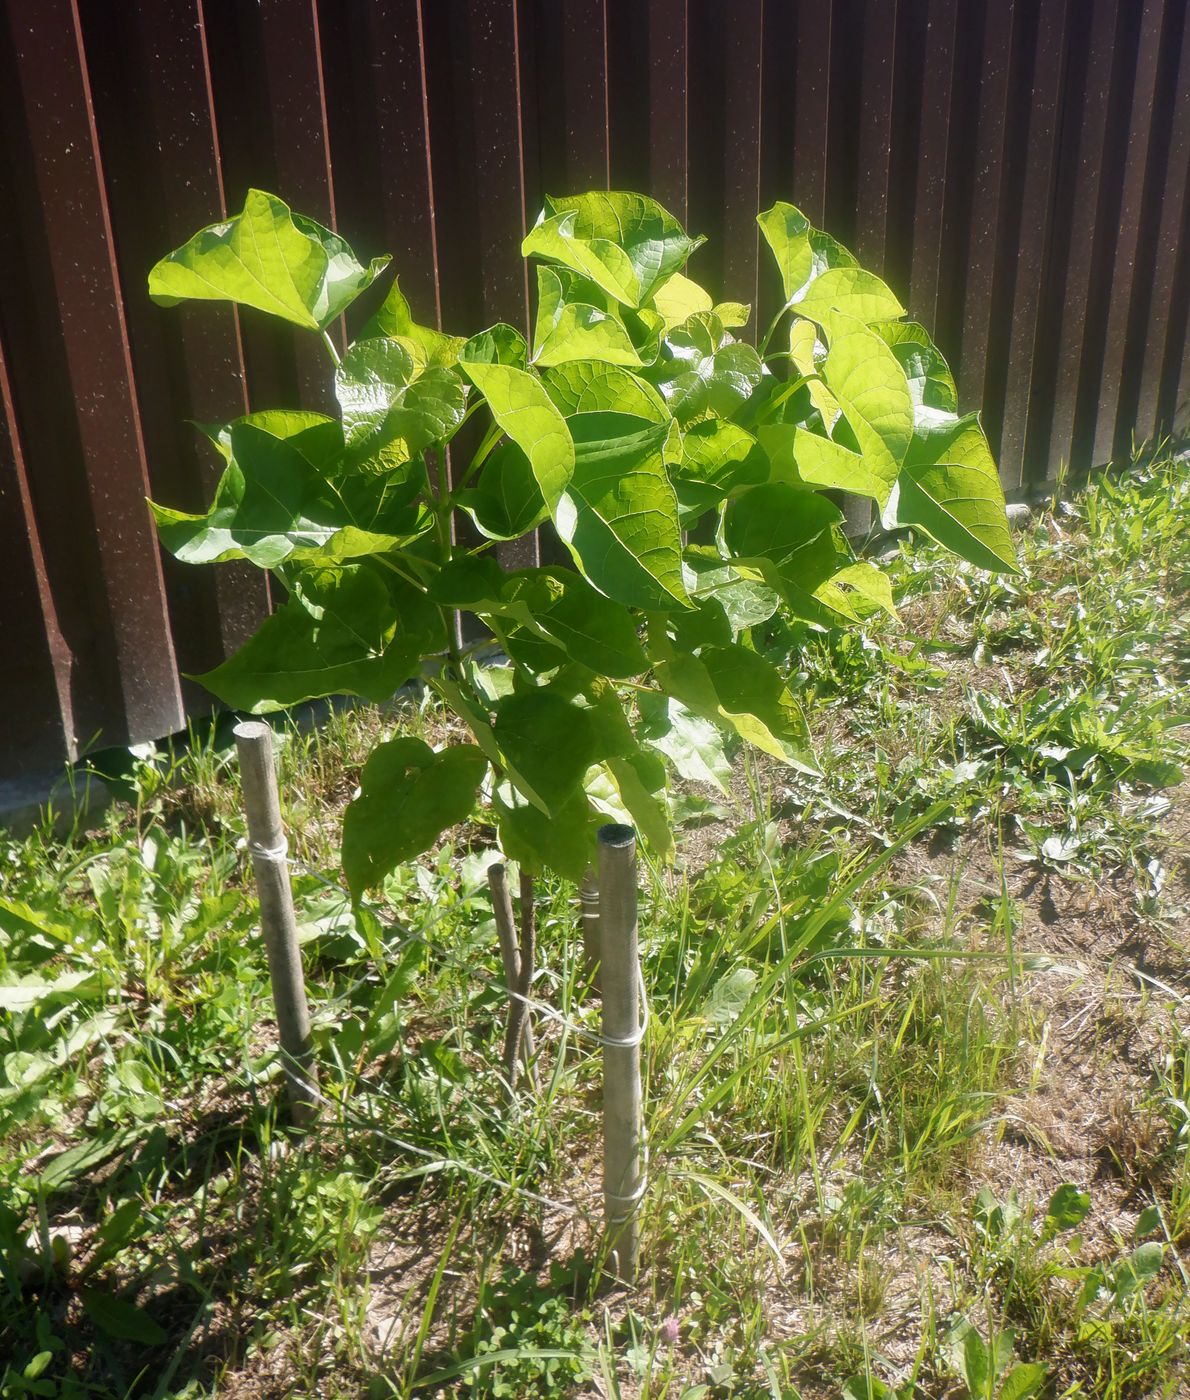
532 267 643 366
461 360 575 509
149 188 388 331
656 646 816 771
884 413 1018 572
524 191 704 308
362 275 466 367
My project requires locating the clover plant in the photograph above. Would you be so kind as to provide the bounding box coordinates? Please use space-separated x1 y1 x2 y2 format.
148 188 1016 898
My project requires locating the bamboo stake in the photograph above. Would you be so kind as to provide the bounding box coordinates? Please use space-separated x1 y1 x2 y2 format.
234 721 318 1129
488 862 536 1091
579 865 601 989
598 823 644 1284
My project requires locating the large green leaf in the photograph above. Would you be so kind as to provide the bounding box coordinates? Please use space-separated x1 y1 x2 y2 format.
148 189 388 331
655 646 816 772
794 266 904 324
884 414 1018 573
725 483 841 574
197 565 426 712
602 750 674 862
492 687 603 814
649 270 714 330
559 412 691 611
335 340 467 468
758 423 889 503
461 322 529 368
153 417 339 568
649 313 763 423
524 192 703 308
532 267 643 367
757 201 901 322
343 738 487 896
543 361 669 420
460 361 574 509
757 202 816 302
152 416 428 567
815 312 913 503
724 483 863 624
362 276 465 368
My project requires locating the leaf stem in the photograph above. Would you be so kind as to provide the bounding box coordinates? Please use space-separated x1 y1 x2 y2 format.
453 421 504 496
431 450 462 674
321 330 342 368
757 302 791 357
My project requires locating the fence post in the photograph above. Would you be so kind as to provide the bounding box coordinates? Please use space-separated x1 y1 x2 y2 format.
234 721 318 1129
598 823 644 1284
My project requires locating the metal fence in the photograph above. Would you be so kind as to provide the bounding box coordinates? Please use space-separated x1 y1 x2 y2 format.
1 0 1188 779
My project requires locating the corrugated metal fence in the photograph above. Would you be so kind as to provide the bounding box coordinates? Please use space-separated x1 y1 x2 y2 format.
1 0 1188 779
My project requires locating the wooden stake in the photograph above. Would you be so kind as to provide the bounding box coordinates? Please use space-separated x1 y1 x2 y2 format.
579 865 601 989
598 823 644 1284
234 721 318 1128
488 862 536 1091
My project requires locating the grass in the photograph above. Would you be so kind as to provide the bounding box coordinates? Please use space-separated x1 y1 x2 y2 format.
0 448 1187 1398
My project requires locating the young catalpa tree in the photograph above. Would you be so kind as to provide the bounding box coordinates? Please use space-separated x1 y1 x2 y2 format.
148 189 1016 899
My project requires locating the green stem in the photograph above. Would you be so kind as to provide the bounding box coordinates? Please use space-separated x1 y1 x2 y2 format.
431 451 462 674
754 373 812 424
453 421 504 495
757 301 791 357
321 330 342 368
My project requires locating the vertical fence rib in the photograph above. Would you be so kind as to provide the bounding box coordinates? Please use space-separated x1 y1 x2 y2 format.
648 0 688 224
1136 12 1190 443
908 0 959 338
958 0 1017 421
0 330 71 773
998 0 1071 490
855 0 898 276
1091 0 1169 465
1046 0 1124 477
257 0 341 399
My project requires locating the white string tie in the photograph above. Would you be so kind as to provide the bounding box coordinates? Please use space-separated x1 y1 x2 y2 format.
248 837 289 863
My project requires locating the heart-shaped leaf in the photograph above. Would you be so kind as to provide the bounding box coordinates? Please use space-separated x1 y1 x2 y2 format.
343 739 487 895
149 189 388 330
757 201 901 322
655 646 816 772
524 191 703 307
883 413 1018 572
650 313 763 423
492 687 603 813
362 275 466 368
336 340 467 468
457 440 549 541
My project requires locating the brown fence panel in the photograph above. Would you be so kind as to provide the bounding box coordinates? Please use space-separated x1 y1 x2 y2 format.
1 0 1187 779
